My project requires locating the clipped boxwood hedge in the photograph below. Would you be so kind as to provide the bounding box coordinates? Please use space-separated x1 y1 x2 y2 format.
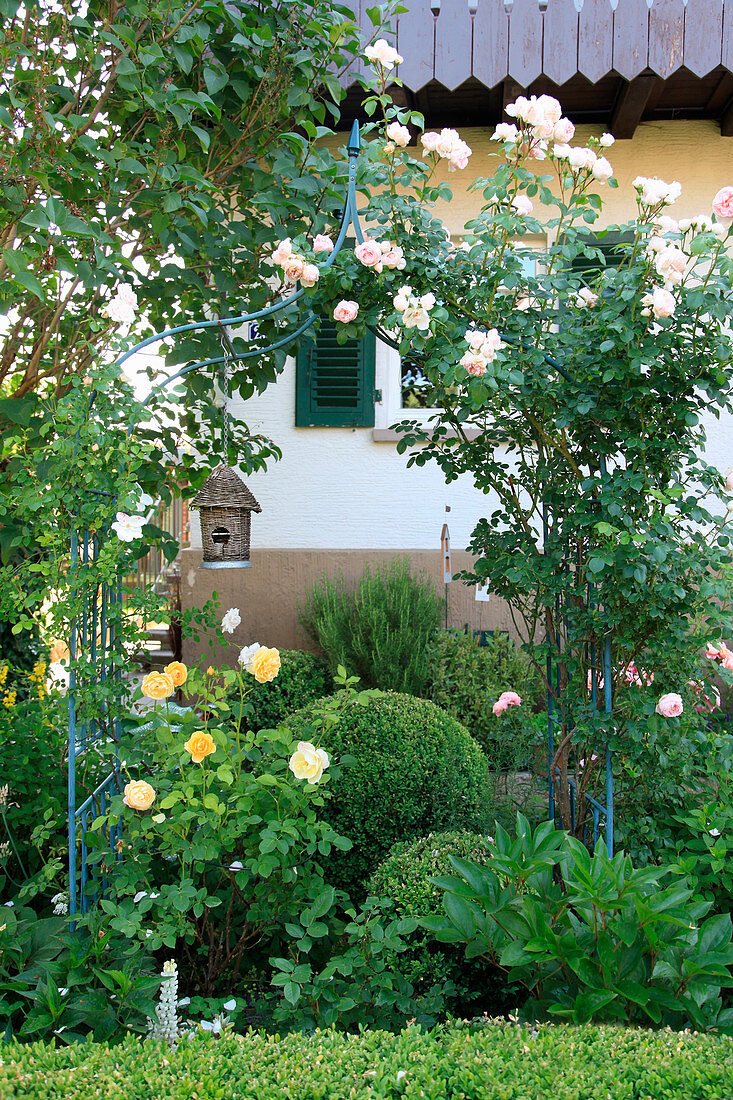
2 1023 733 1099
286 691 493 894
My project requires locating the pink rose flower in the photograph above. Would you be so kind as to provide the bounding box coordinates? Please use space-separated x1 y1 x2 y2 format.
724 468 733 493
283 255 305 282
313 234 334 254
642 286 675 319
299 263 319 287
655 692 683 718
552 118 575 143
512 195 534 216
688 680 720 714
460 351 487 376
333 300 358 323
712 185 733 225
592 156 613 182
386 121 410 147
420 131 440 153
364 38 403 70
271 239 293 266
492 690 522 716
380 244 406 270
355 238 383 271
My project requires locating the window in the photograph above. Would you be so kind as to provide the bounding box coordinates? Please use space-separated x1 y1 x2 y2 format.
295 321 376 427
570 231 633 284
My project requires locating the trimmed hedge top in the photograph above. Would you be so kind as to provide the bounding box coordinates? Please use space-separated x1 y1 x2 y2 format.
2 1023 733 1099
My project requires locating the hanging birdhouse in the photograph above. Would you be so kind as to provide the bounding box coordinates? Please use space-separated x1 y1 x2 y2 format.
191 465 262 569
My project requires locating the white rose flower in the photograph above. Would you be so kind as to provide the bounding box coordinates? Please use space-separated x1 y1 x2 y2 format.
238 642 261 669
221 608 241 634
111 512 146 542
364 38 403 70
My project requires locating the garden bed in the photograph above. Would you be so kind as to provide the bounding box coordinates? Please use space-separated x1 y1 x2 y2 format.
1 1023 733 1099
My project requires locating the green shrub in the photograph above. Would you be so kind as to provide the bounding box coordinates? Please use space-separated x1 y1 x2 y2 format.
233 649 332 732
286 692 492 894
368 830 516 1017
2 1024 733 1098
298 557 442 694
424 629 545 764
426 814 733 1032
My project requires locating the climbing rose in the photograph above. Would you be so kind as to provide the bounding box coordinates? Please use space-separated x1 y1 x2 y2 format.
312 234 334 254
573 287 598 309
493 691 522 716
283 255 305 282
333 300 358 323
103 284 138 325
123 781 156 811
364 38 403 70
655 693 683 718
300 263 320 287
712 185 733 224
355 238 383 271
271 239 292 265
386 121 410 147
512 195 533 216
641 286 676 319
141 671 175 701
111 512 145 542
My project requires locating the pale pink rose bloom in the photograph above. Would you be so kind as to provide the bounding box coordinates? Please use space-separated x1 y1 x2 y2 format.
655 693 684 718
466 329 488 352
568 146 596 171
492 690 522 716
492 123 519 143
283 255 305 282
642 286 675 319
552 143 572 160
420 292 436 311
460 351 487 376
271 239 293 265
712 185 733 224
705 642 723 660
634 176 682 206
527 139 548 161
512 195 534 216
312 234 334 254
384 141 396 155
386 121 410 147
364 39 403 70
381 245 406 270
393 285 412 312
448 142 471 171
599 132 615 147
421 131 440 154
574 287 598 309
722 651 733 672
592 156 613 182
435 128 460 158
505 96 531 121
299 263 319 287
525 94 562 132
724 468 733 493
333 300 358 323
655 245 686 287
104 285 138 325
552 118 575 143
688 680 721 714
355 238 384 271
655 215 679 234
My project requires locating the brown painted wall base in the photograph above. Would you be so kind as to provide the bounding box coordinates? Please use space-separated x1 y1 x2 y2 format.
179 547 517 668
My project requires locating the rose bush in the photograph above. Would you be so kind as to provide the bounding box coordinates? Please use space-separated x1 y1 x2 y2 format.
278 50 733 846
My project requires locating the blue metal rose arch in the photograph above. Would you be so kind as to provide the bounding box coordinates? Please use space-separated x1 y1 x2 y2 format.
68 122 613 917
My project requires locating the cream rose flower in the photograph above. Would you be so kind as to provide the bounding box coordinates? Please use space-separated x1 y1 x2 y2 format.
248 646 281 684
288 741 330 784
123 780 156 811
184 730 216 764
141 671 175 701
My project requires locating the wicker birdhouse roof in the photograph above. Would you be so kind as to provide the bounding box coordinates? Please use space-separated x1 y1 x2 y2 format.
190 465 262 513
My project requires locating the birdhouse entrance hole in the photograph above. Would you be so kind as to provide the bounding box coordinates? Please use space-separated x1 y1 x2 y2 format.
211 526 230 546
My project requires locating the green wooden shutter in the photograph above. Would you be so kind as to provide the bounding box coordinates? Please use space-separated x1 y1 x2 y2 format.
571 231 633 283
295 321 376 427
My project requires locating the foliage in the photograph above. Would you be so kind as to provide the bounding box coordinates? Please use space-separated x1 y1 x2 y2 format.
92 658 360 998
424 814 733 1032
0 0 367 402
368 830 517 1016
425 630 545 764
299 557 443 694
3 1024 733 1099
667 754 733 919
286 691 493 894
270 895 441 1031
232 649 332 734
303 60 733 842
0 659 95 888
0 904 160 1043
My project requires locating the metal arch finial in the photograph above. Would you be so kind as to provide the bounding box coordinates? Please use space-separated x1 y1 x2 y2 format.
347 119 361 156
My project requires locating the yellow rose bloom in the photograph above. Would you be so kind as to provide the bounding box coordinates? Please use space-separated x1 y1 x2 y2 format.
206 666 216 677
141 671 175 701
164 661 188 688
123 780 156 811
2 690 16 709
288 741 330 784
184 730 216 764
248 647 281 684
